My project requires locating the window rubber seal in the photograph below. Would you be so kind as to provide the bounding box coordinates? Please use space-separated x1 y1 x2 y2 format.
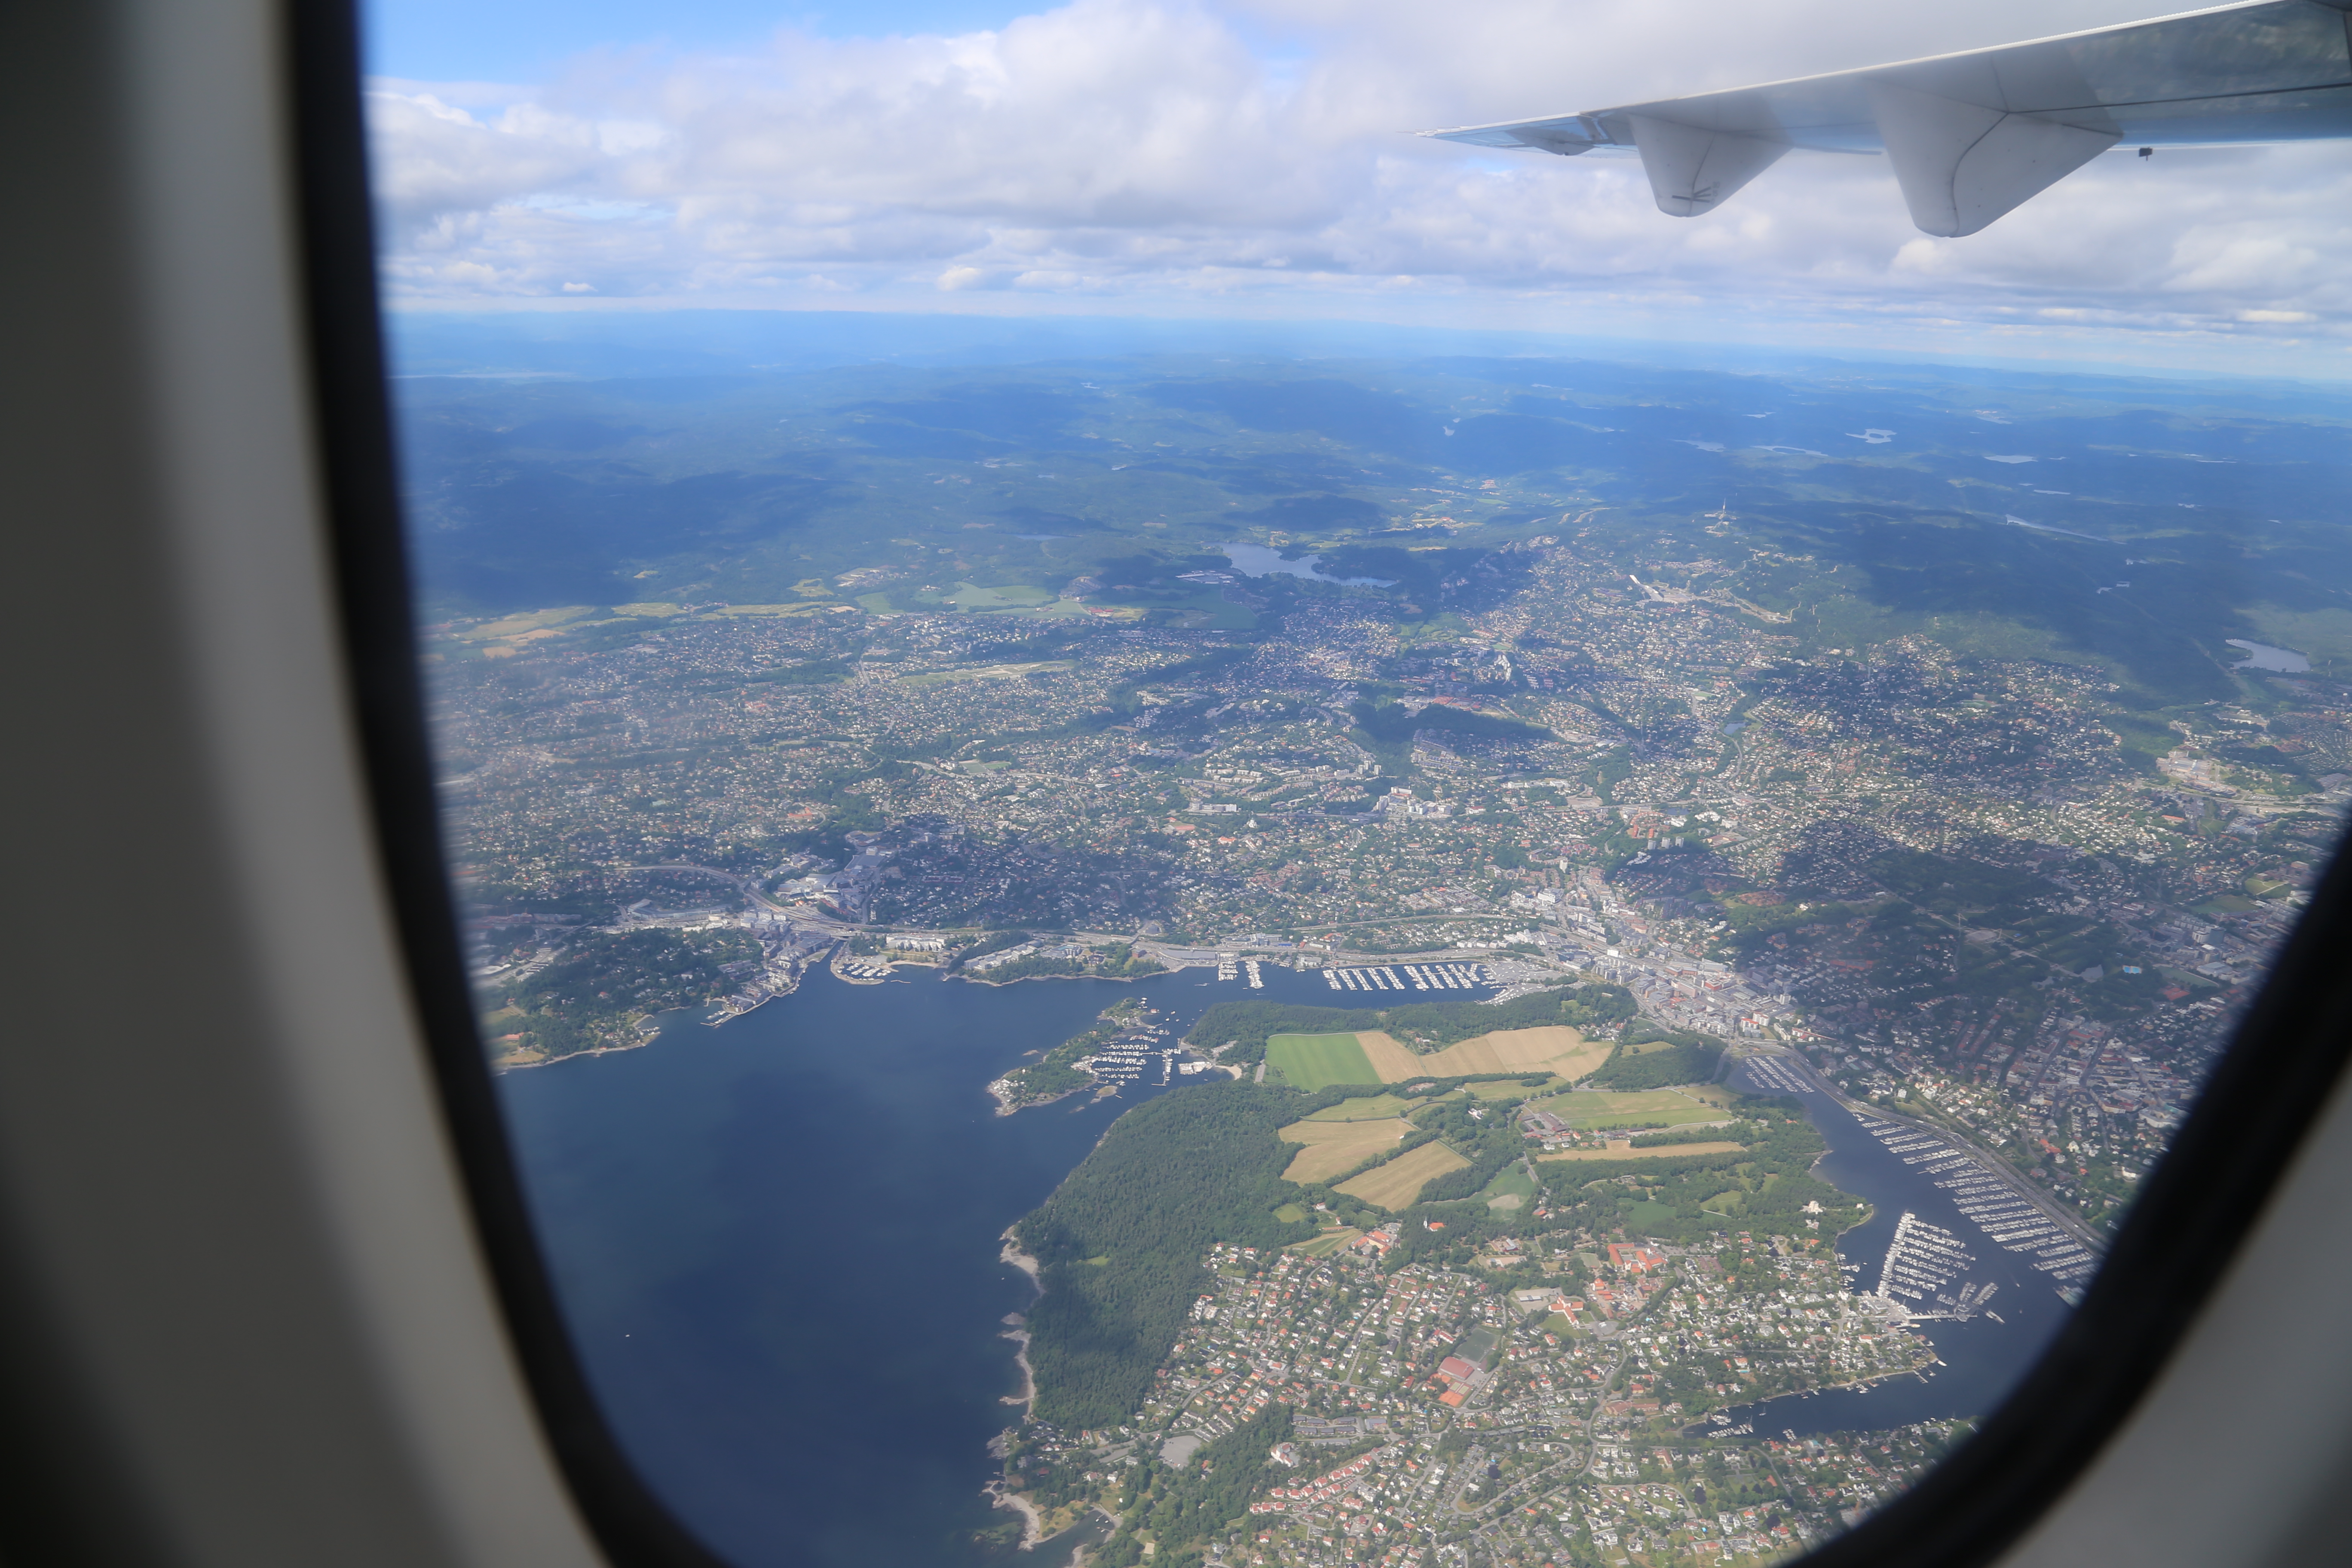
281 0 2352 1562
285 2 735 1562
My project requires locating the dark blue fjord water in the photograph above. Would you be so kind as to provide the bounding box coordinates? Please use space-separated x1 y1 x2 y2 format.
495 960 1405 1568
1721 1057 2074 1439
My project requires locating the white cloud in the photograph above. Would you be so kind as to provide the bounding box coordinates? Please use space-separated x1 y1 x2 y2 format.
364 0 2352 369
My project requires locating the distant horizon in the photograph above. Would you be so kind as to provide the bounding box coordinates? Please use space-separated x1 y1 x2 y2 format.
382 304 2352 390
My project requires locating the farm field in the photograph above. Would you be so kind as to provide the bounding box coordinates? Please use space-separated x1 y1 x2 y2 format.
1539 1140 1747 1162
1287 1026 1608 1087
1414 1025 1606 1079
1265 1032 1380 1090
1346 1031 1429 1081
1277 1117 1416 1184
1301 1093 1427 1121
1462 1078 1558 1101
1338 1140 1472 1210
1533 1087 1723 1129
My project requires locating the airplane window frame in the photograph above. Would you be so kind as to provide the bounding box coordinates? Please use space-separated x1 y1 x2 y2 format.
288 4 733 1564
286 2 2352 1565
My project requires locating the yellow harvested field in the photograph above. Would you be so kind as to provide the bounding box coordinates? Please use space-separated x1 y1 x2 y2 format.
1341 1026 1607 1085
1351 1031 1430 1081
1416 1026 1611 1080
1540 1141 1747 1162
1278 1118 1415 1184
1338 1141 1473 1210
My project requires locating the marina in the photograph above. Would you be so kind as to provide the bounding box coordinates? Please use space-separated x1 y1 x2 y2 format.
1870 1212 1999 1322
1321 961 1492 992
1852 1115 2101 1295
1718 1055 2077 1438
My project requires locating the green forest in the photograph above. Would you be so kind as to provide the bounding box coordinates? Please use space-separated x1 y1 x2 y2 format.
1586 1027 1725 1091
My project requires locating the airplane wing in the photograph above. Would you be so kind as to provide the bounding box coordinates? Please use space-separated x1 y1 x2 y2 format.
1421 0 2352 234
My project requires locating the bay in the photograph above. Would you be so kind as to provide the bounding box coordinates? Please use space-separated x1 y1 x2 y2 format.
495 958 1467 1567
1718 1056 2074 1439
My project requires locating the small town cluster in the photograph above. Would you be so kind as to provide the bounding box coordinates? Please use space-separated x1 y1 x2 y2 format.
1014 1233 1957 1567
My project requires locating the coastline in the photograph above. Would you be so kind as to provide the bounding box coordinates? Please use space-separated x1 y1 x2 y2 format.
494 952 818 1071
989 1078 1098 1117
1002 1229 1043 1292
957 967 1176 989
1000 1232 1042 1416
1000 1326 1036 1411
986 1478 1045 1550
493 1030 666 1073
993 1233 1046 1548
1713 1358 1945 1435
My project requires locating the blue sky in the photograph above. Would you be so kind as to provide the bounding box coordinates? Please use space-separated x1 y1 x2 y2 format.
367 1 1036 81
358 0 2352 377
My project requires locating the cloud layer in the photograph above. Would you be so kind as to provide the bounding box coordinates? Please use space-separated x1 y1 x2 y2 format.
366 0 2352 369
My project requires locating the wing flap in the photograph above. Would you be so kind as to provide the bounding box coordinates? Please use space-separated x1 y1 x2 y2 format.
1867 81 2119 236
1625 116 1790 216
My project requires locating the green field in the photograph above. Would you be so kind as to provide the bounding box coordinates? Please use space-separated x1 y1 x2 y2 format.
1302 1092 1425 1121
1265 1032 1380 1091
1481 1164 1537 1211
1464 1077 1559 1100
